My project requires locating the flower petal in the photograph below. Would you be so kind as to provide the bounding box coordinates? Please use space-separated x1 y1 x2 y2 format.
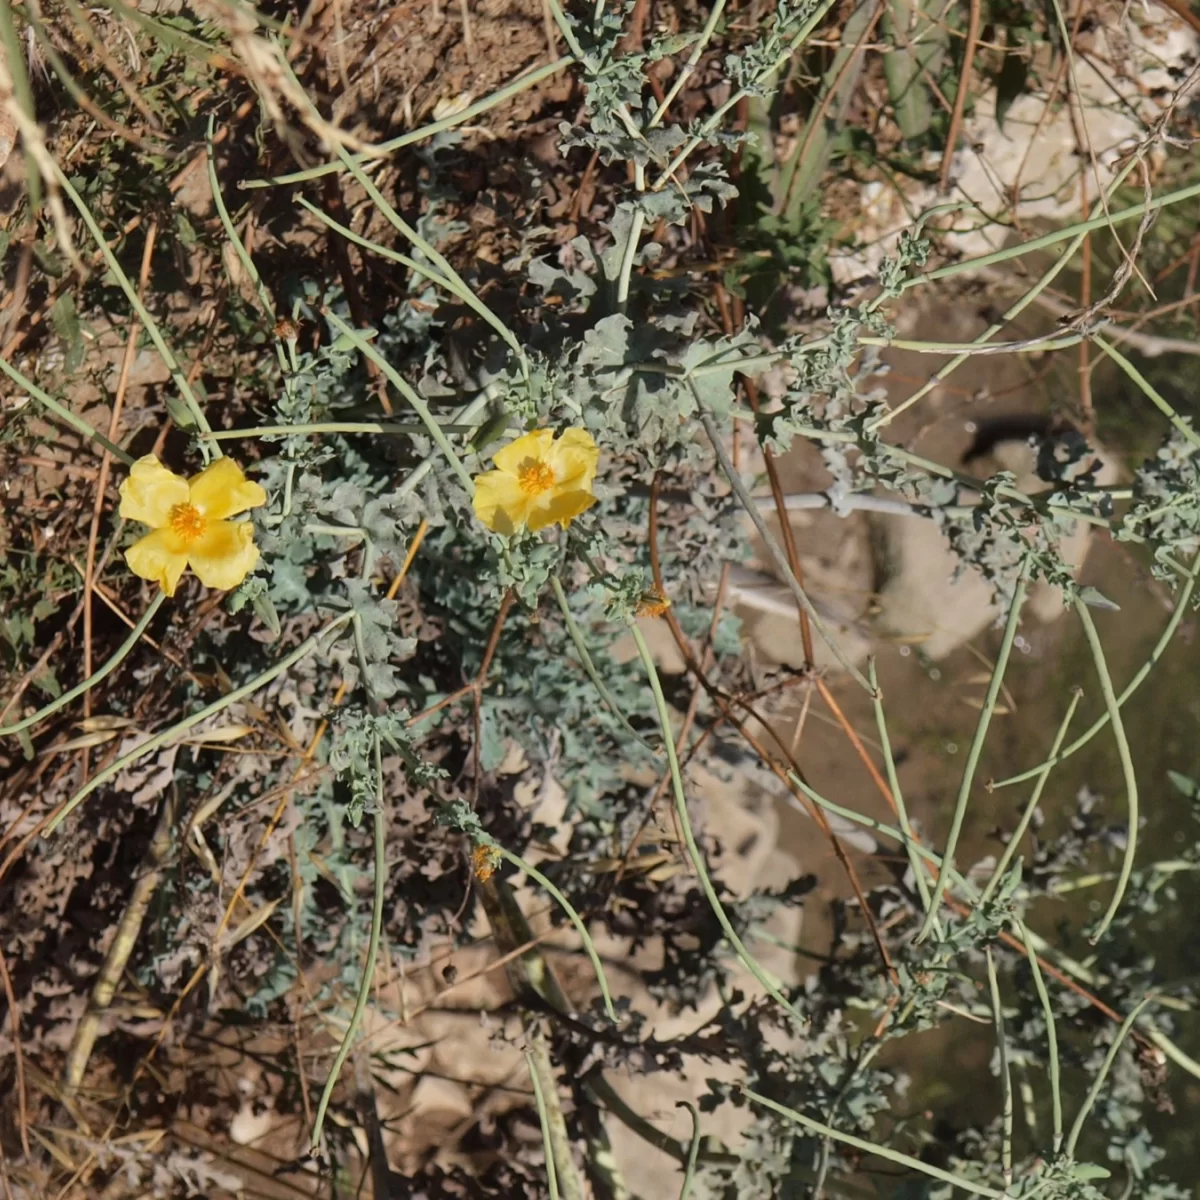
492 429 555 475
473 469 534 535
125 528 190 596
548 427 599 490
119 455 189 528
186 520 260 591
188 457 268 520
528 487 597 532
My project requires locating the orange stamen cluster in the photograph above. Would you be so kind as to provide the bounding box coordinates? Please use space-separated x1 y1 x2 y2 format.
168 502 206 544
517 461 556 496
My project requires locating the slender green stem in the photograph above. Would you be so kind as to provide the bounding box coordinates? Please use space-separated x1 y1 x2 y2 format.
0 593 165 737
207 120 276 323
980 688 1082 904
874 153 1143 429
857 332 1084 355
324 152 527 375
495 844 616 1020
742 1088 1007 1198
1017 920 1063 1153
985 949 1013 1187
1073 597 1139 943
615 166 646 311
918 562 1030 941
321 310 476 494
696 404 873 691
995 555 1198 788
243 58 574 187
549 577 655 753
907 178 1200 289
869 659 938 927
200 421 471 441
528 1050 561 1200
627 620 805 1024
53 168 212 442
1093 336 1200 450
783 769 1200 1088
45 614 352 834
0 357 134 465
677 1102 702 1200
311 735 387 1150
1064 994 1155 1159
296 196 458 294
543 0 586 59
648 1 727 127
651 0 839 190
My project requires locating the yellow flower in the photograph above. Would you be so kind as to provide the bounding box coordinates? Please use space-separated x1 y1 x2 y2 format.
118 455 267 597
472 427 599 535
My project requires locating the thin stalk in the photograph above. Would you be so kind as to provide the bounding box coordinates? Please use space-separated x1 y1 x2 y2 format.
0 593 166 736
918 561 1030 941
985 949 1014 1188
54 168 212 442
742 1089 1007 1198
297 196 458 295
869 659 938 926
207 119 277 324
495 844 616 1020
0 357 134 465
1018 919 1063 1152
648 1 728 127
615 166 646 311
1093 335 1200 450
995 554 1198 788
322 310 476 493
696 405 873 691
1073 597 1138 943
45 614 352 834
627 620 805 1024
528 1050 561 1200
549 577 655 753
200 421 471 441
311 735 387 1151
874 153 1144 429
651 0 839 189
244 58 574 187
907 178 1200 289
980 689 1082 904
677 1102 702 1200
1064 994 1155 1159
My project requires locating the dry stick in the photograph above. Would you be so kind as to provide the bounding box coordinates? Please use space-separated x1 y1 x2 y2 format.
80 221 158 784
645 490 897 981
724 289 815 666
63 789 176 1090
0 943 30 1160
937 0 981 193
696 406 872 691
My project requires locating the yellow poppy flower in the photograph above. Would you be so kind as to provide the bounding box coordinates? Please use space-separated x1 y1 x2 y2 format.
118 455 267 597
472 428 599 535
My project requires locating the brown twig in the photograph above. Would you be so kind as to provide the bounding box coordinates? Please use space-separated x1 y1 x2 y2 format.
646 475 897 981
0 942 31 1160
937 0 982 194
